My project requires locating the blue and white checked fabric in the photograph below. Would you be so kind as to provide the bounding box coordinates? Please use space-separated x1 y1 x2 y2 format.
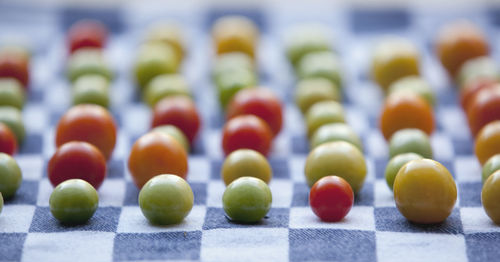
0 2 499 262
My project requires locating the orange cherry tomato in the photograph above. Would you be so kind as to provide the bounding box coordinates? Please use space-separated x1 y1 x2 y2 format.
48 141 106 189
226 88 283 137
436 21 489 77
55 104 117 160
467 84 500 137
460 78 498 112
222 114 273 157
68 20 108 53
152 96 201 145
379 93 435 140
475 121 500 165
0 53 29 88
128 132 188 188
0 123 17 155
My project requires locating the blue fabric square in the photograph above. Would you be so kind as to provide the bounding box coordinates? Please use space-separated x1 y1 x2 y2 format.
59 7 124 33
350 9 411 33
113 231 201 261
50 110 63 126
465 232 500 262
453 137 474 155
124 182 140 206
355 183 374 206
375 158 388 179
375 207 463 234
269 157 290 178
19 133 43 154
29 206 120 232
190 182 207 205
289 229 376 262
210 159 223 180
209 112 224 130
4 180 38 205
27 88 44 103
107 159 124 178
0 233 26 261
202 207 289 229
291 135 309 154
459 182 482 207
291 183 309 207
205 9 266 31
191 136 205 155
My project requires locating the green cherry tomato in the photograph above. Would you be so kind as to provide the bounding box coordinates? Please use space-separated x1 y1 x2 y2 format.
305 100 345 137
138 174 194 225
49 179 99 225
482 154 500 183
297 51 342 90
0 153 22 199
482 170 500 224
384 153 423 190
72 74 110 108
134 43 179 88
216 68 257 109
0 78 25 110
393 159 457 224
310 123 363 151
457 56 500 89
0 106 25 144
0 192 3 214
285 24 332 66
213 52 254 82
151 125 190 153
388 128 433 159
222 176 272 223
295 77 340 114
67 48 113 82
388 76 436 107
304 141 367 193
221 149 272 186
143 74 191 107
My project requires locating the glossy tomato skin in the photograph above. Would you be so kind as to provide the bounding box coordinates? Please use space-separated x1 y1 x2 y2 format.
0 123 17 155
128 132 188 188
475 121 500 165
380 93 435 140
226 88 283 137
152 96 201 145
68 20 108 53
55 104 117 160
0 54 29 88
309 176 354 222
460 78 498 112
222 115 273 157
467 84 500 137
48 141 106 189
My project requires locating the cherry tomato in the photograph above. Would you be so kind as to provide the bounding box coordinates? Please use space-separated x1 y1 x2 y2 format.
467 84 500 137
0 53 29 88
380 93 435 140
48 141 106 189
475 120 500 165
128 132 188 188
68 20 108 53
460 78 498 112
222 114 272 156
55 104 117 160
0 123 17 155
152 96 201 144
309 175 354 222
226 88 283 137
212 16 258 59
436 21 489 77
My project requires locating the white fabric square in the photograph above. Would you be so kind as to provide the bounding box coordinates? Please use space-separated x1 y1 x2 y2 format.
99 179 126 207
460 207 500 233
374 179 396 207
454 157 481 182
187 157 210 182
269 179 293 208
122 105 150 136
15 155 44 181
201 228 288 262
22 231 115 262
0 205 35 232
36 179 52 207
289 156 306 183
23 105 48 133
431 133 455 160
289 206 375 231
117 206 205 233
366 131 388 159
206 181 225 208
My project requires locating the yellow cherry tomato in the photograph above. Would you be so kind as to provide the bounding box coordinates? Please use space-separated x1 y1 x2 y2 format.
475 120 500 165
482 170 500 224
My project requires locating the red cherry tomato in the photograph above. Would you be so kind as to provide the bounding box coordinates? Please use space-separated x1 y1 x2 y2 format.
56 104 117 160
309 175 354 222
68 20 108 53
152 96 201 144
128 132 188 188
48 141 106 189
0 123 17 155
460 78 498 112
467 84 500 137
0 53 29 88
222 114 273 156
226 88 283 137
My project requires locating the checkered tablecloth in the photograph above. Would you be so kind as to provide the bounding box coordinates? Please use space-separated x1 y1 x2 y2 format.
1 2 499 262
